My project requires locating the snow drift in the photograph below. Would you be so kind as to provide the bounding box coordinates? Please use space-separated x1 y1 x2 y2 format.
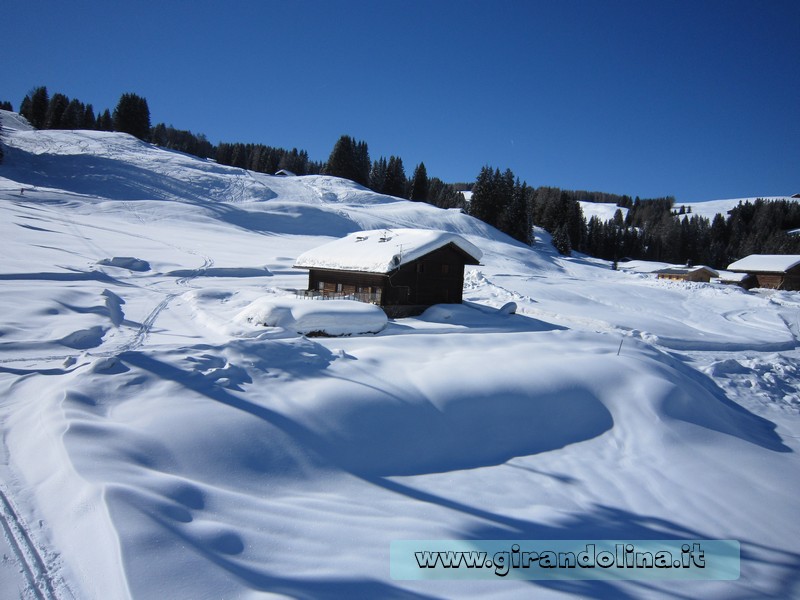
0 115 798 600
236 297 388 336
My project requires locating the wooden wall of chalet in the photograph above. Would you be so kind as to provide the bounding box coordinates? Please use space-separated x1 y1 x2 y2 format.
385 244 471 307
751 264 800 290
656 270 714 283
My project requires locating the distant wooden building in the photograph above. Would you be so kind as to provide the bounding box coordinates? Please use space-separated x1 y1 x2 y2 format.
294 229 482 317
655 265 718 283
727 255 800 290
712 270 757 290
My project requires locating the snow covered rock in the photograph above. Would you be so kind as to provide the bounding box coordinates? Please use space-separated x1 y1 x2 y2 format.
97 256 151 272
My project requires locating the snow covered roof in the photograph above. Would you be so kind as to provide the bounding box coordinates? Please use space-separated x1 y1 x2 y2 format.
655 265 718 276
727 255 800 273
713 270 751 283
294 229 482 274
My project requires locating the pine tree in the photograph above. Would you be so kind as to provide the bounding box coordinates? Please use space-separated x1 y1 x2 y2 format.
113 93 151 140
151 123 168 147
324 135 356 181
427 177 466 210
0 101 12 111
323 135 370 186
27 86 49 129
354 140 371 187
409 162 429 202
500 179 532 244
552 224 572 256
493 168 514 229
230 143 247 169
44 93 69 129
468 166 496 225
82 104 96 129
96 109 113 131
383 156 407 197
61 98 85 129
18 96 32 123
369 157 388 192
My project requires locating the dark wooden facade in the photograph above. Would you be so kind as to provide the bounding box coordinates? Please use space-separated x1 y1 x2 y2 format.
304 243 479 317
745 265 800 290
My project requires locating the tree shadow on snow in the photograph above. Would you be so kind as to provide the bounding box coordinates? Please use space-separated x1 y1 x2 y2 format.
385 302 567 335
115 338 798 599
201 201 358 237
364 479 800 599
118 493 439 600
6 148 244 204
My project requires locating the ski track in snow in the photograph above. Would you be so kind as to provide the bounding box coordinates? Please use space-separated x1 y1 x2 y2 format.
0 232 213 367
0 483 64 600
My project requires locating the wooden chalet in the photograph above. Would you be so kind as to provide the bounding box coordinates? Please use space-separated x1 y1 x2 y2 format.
727 255 800 290
294 229 482 317
712 270 757 290
655 265 718 283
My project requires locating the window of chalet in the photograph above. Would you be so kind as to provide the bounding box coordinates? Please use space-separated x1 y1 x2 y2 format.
441 264 450 274
416 263 424 273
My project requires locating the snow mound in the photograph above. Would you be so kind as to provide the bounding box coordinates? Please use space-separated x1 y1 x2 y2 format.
235 297 387 336
97 257 151 272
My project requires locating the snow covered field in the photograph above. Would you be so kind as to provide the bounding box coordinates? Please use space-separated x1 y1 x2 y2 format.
1 111 799 599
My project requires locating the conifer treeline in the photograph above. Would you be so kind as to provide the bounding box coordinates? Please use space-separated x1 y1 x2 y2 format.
469 166 533 244
469 173 800 267
16 87 211 158
546 194 800 268
319 135 466 210
214 143 321 175
7 88 798 266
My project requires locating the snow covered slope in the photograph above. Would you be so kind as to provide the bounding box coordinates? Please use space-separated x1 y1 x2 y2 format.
579 196 798 224
679 196 798 220
1 115 799 599
578 200 628 222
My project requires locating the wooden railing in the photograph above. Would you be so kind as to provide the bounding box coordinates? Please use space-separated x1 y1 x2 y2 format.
296 290 382 304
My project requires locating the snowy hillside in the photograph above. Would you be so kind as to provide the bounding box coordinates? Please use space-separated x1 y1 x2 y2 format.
578 201 628 223
578 197 798 224
1 113 799 599
678 196 797 221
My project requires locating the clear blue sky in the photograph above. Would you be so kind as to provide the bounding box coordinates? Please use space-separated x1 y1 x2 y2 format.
3 0 798 202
